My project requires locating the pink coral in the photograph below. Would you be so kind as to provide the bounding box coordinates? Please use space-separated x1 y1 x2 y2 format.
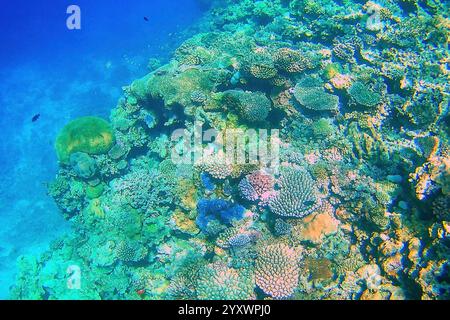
330 74 352 89
323 147 343 162
239 170 275 202
255 243 301 299
304 152 320 164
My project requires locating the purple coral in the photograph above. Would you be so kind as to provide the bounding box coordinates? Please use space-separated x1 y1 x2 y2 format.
239 170 275 202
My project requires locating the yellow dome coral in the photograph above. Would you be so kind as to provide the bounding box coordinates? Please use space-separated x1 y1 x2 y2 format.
55 116 115 164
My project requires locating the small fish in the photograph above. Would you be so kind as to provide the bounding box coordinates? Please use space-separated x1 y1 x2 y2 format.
143 16 149 22
31 114 41 122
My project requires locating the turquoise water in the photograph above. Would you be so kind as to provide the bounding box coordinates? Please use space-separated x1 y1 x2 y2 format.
2 0 449 300
0 0 205 299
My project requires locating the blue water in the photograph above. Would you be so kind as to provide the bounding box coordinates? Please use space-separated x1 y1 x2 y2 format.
0 0 205 299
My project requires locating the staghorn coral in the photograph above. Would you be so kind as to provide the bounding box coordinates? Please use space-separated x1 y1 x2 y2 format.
111 168 173 214
274 218 292 236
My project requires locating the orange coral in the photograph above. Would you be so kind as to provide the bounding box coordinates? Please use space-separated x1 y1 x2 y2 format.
299 206 340 244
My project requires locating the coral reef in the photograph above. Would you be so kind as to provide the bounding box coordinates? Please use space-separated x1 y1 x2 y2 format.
11 0 450 301
197 262 255 300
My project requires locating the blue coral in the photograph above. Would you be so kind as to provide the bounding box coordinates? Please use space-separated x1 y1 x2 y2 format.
196 199 245 232
200 172 216 192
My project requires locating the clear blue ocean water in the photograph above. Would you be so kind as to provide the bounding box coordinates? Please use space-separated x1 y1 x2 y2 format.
0 0 206 299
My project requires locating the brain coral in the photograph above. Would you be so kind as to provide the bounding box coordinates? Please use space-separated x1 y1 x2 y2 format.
222 90 271 122
196 262 255 300
255 243 301 299
55 116 115 164
269 167 321 218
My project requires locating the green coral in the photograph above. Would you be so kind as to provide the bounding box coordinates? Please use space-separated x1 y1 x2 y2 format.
222 90 272 122
311 119 335 138
294 87 339 112
86 183 105 200
55 116 115 164
347 82 382 108
293 75 339 112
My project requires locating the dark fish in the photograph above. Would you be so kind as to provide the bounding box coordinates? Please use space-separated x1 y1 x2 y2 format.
31 114 40 122
144 16 149 22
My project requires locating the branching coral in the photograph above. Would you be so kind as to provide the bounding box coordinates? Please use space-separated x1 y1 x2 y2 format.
18 0 450 302
197 262 255 300
238 170 275 202
255 242 302 299
269 167 321 218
